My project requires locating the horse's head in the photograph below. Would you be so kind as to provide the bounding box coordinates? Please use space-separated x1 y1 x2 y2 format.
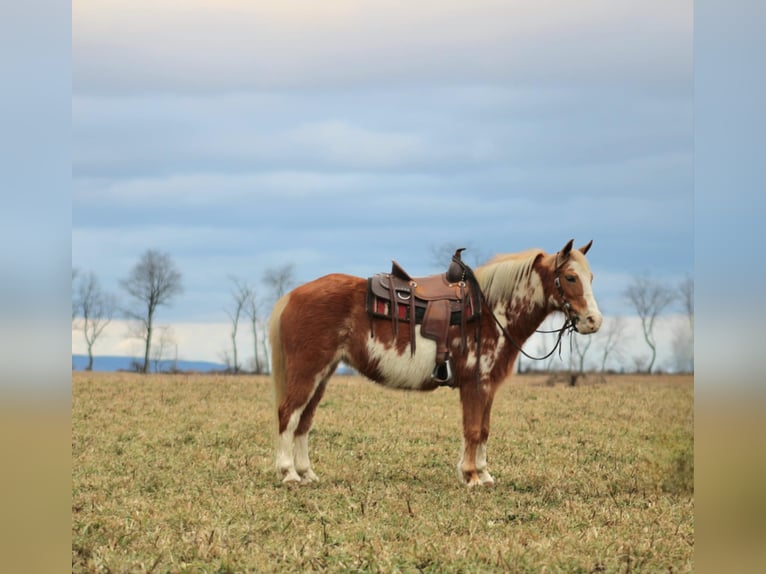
545 239 603 334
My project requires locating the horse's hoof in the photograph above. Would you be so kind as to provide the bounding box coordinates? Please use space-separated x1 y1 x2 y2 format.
281 470 302 484
299 469 319 483
479 472 495 487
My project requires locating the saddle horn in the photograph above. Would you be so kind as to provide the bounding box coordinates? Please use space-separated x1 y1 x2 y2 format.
446 248 467 283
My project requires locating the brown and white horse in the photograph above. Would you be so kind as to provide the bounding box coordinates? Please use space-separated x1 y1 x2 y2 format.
269 239 602 486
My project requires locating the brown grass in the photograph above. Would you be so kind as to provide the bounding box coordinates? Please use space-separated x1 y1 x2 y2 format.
72 372 693 573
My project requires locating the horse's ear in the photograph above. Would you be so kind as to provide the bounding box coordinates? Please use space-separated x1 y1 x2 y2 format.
578 240 593 255
560 239 574 259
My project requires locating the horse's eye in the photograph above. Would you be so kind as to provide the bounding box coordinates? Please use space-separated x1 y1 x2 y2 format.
565 275 577 284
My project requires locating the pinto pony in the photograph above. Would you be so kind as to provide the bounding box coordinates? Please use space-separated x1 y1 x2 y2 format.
270 239 602 486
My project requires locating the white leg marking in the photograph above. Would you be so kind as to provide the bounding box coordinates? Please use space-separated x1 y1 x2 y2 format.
276 410 303 483
456 438 466 484
294 433 318 483
277 373 331 485
476 441 495 486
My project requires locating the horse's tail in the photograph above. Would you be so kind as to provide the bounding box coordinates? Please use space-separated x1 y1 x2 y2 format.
269 293 290 430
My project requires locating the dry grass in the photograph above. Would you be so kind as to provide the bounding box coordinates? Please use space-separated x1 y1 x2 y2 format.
72 372 693 573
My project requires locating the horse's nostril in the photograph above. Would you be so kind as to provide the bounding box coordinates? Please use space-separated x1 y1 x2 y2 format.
585 314 603 331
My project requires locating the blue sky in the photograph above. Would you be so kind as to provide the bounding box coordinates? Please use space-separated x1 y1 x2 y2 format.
72 1 693 337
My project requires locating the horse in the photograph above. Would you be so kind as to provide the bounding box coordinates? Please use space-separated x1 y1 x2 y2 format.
269 239 603 487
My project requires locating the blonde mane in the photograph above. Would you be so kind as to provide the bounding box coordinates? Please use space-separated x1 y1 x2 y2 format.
474 249 544 307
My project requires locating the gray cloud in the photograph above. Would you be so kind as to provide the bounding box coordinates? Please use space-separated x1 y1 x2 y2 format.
72 1 693 324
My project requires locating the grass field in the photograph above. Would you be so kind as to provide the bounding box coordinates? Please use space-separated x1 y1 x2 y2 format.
72 372 693 573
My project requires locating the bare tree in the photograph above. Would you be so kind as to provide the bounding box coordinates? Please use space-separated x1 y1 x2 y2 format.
631 354 648 374
244 287 264 374
121 250 183 374
72 267 80 323
263 264 295 302
151 325 177 373
678 276 694 371
226 276 253 374
262 264 296 373
671 324 693 373
75 271 116 371
570 333 593 375
597 315 627 372
260 321 271 374
219 349 234 373
624 276 675 373
532 314 567 372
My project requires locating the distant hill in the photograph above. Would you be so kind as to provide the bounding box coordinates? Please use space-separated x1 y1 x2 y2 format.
71 355 227 373
72 355 359 375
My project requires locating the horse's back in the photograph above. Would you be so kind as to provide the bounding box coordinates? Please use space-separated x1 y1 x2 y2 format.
285 273 366 308
278 273 367 343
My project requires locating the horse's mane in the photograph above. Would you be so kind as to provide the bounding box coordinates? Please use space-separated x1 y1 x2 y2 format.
474 249 544 307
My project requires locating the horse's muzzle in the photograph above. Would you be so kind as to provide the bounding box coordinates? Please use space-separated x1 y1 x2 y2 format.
574 313 602 334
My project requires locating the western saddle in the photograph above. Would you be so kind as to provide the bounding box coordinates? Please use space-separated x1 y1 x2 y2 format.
366 249 482 386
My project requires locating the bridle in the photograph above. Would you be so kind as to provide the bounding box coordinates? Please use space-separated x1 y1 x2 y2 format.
446 249 579 389
553 250 578 329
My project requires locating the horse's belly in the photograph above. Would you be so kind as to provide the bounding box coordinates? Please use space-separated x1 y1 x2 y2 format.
363 334 436 390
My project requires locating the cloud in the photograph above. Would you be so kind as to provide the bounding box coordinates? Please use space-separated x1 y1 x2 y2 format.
72 1 693 327
74 1 691 95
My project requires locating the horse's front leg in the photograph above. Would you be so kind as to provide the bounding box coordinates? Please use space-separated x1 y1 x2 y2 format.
476 389 496 486
457 381 496 487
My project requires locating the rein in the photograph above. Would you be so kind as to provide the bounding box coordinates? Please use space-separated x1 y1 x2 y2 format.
487 308 574 362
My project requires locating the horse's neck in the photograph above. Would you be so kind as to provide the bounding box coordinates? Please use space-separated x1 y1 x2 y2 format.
499 298 549 347
493 269 551 348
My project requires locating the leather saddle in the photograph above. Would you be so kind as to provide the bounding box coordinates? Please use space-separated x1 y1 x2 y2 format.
366 249 481 386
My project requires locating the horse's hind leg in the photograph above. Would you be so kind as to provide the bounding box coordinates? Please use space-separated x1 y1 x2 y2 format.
275 402 305 484
276 363 336 484
293 376 330 483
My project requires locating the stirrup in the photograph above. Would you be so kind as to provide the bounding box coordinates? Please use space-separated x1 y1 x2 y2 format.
431 359 453 385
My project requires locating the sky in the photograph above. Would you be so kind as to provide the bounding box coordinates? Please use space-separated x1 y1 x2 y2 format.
72 0 694 369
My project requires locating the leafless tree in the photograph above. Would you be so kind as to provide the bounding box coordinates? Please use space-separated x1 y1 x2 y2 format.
532 314 568 372
120 249 183 374
262 265 295 373
597 315 627 372
263 264 295 302
72 267 80 323
260 321 271 374
151 325 177 373
244 287 265 374
226 276 253 374
75 271 116 371
570 333 593 374
219 349 234 373
631 354 648 373
678 276 694 370
671 324 693 373
624 276 675 373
